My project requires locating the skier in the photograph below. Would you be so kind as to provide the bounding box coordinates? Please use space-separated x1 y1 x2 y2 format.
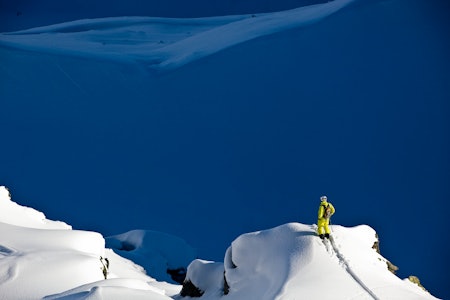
317 195 335 239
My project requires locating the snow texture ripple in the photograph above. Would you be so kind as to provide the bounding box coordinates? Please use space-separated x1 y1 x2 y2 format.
0 0 356 71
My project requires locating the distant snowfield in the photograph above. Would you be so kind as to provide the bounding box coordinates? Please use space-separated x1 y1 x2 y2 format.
0 186 439 299
0 0 355 70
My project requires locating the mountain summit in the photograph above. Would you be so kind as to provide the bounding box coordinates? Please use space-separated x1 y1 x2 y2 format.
0 186 438 299
179 223 437 300
1 0 447 297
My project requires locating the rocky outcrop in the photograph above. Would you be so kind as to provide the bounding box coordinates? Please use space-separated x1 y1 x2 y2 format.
408 275 428 292
180 280 204 297
372 233 399 274
372 232 430 293
178 223 438 299
167 267 187 284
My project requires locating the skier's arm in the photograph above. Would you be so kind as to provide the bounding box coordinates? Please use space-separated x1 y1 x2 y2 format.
318 205 323 219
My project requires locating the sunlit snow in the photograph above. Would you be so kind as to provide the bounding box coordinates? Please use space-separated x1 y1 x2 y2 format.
0 0 445 298
0 186 438 299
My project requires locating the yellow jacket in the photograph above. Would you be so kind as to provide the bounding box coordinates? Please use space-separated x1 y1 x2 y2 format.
318 201 335 219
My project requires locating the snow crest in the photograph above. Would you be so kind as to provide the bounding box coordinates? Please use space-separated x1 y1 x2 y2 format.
0 0 355 70
182 223 439 300
0 186 440 299
0 187 179 300
0 186 70 229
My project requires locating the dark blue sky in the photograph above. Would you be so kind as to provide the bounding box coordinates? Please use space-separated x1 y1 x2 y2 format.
0 0 449 299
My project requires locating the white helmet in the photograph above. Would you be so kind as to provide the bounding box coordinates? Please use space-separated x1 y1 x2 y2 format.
320 195 327 202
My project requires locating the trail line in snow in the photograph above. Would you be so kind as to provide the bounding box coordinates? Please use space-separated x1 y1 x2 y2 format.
329 236 380 300
54 63 89 97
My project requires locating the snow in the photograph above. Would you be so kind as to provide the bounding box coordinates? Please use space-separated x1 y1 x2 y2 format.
183 259 225 297
0 186 180 300
0 187 70 230
181 223 439 300
106 229 197 283
44 279 170 300
0 0 445 298
0 185 440 299
0 0 355 70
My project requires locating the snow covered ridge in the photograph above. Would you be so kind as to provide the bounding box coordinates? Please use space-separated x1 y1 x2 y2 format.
0 186 185 300
0 186 440 299
0 0 355 71
179 223 439 300
0 186 71 230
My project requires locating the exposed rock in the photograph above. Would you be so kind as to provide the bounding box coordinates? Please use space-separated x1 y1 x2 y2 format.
223 245 235 295
223 271 230 295
106 229 196 284
387 260 399 274
408 275 428 292
180 280 204 297
372 233 430 293
372 233 380 253
167 267 187 284
372 233 399 274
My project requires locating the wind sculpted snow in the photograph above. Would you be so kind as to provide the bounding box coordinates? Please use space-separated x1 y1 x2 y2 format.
0 0 355 70
180 223 439 300
0 186 180 300
0 0 448 297
0 187 440 299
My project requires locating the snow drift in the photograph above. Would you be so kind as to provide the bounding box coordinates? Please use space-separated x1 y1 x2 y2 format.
0 0 355 70
179 223 438 300
0 187 70 230
0 186 181 300
0 186 440 299
0 0 447 298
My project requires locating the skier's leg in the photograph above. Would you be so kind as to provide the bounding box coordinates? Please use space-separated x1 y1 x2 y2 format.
317 219 325 239
324 220 331 238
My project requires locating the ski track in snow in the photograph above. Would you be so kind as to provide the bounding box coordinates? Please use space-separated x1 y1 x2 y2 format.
54 62 89 97
0 264 17 284
329 233 380 300
0 245 18 284
0 0 356 71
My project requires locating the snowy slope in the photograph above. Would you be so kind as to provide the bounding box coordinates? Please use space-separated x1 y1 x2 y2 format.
179 223 438 300
0 186 181 300
0 186 439 299
0 187 71 230
0 0 447 298
0 0 355 70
